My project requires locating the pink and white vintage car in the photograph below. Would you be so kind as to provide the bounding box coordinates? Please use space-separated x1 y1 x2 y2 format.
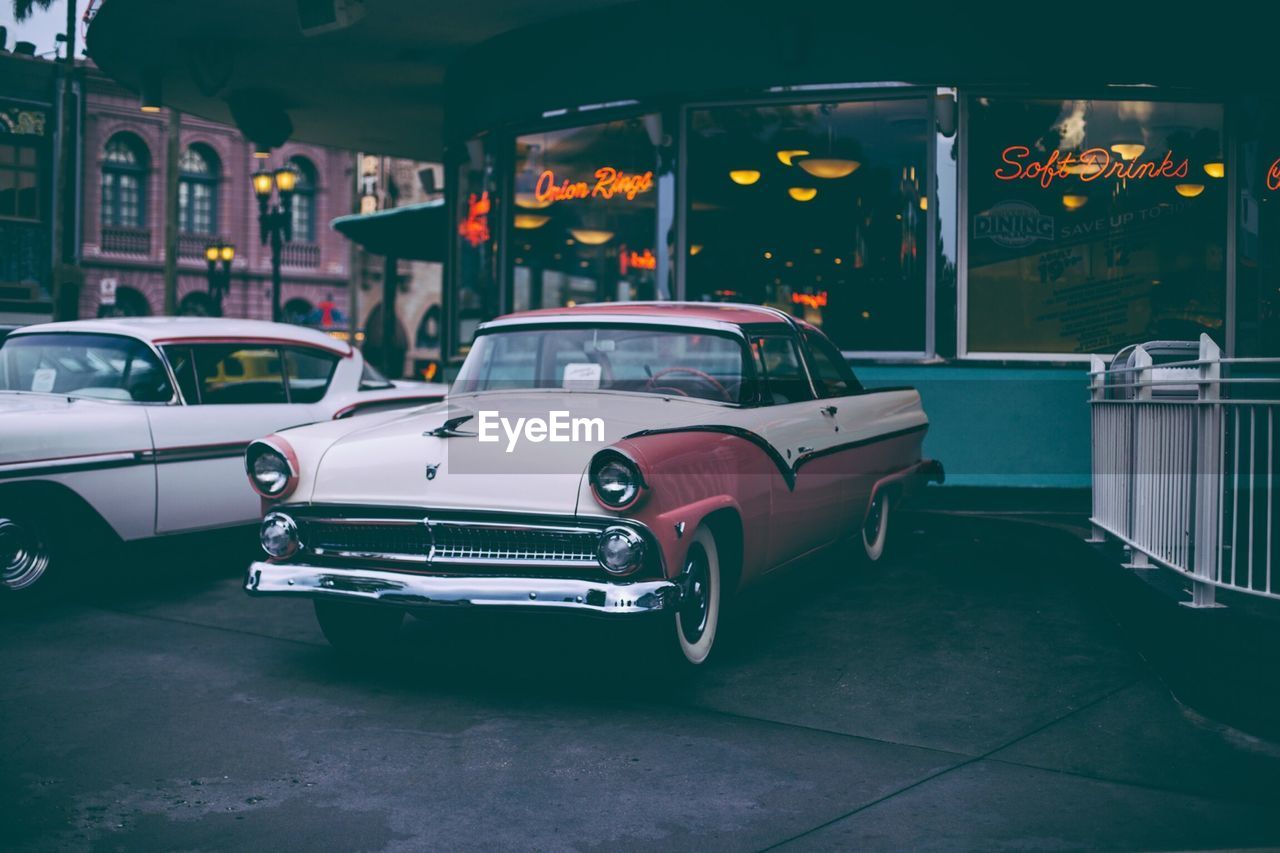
244 303 942 665
0 317 446 592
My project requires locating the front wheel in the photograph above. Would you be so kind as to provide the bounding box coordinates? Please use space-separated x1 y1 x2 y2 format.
0 514 53 592
313 599 404 654
861 490 891 563
668 525 721 667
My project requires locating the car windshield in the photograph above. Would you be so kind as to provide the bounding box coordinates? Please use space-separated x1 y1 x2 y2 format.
0 333 174 403
453 324 749 403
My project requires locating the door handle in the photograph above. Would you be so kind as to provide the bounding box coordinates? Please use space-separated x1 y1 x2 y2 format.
822 405 838 416
797 445 814 454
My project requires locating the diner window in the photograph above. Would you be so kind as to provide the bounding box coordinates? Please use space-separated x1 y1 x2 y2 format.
510 116 663 312
964 97 1226 356
452 135 501 358
0 141 40 221
178 144 220 235
1236 98 1280 357
101 133 148 228
687 99 932 354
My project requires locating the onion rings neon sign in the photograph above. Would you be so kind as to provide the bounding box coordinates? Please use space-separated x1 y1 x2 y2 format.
534 167 654 204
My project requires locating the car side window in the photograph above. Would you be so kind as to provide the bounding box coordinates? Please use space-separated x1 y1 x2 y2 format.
802 329 863 398
188 344 287 405
285 347 339 403
751 335 812 404
161 346 202 403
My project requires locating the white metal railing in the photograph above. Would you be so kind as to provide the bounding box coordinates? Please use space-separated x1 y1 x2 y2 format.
1089 335 1278 608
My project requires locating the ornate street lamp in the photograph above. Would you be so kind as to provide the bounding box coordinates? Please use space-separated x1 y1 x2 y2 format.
204 241 235 316
252 164 298 322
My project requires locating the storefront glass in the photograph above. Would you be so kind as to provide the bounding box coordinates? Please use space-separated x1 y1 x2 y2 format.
452 135 502 357
686 98 931 353
1236 98 1280 357
510 116 663 312
965 97 1226 355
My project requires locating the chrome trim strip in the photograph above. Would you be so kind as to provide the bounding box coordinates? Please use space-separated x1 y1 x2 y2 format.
245 562 678 615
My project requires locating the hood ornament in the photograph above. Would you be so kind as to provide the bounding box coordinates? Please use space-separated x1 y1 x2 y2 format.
424 414 475 438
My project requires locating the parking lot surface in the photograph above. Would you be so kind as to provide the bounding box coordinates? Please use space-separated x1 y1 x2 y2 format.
3 514 1280 851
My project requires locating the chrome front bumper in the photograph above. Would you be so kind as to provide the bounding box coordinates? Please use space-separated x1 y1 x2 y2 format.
244 561 679 616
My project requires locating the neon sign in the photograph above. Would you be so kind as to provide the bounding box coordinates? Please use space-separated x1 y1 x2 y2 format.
457 191 491 248
619 248 657 274
791 291 829 309
535 167 654 204
995 146 1189 189
1268 158 1280 191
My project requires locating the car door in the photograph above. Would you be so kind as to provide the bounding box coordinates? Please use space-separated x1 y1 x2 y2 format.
147 343 333 534
799 326 888 525
747 332 848 567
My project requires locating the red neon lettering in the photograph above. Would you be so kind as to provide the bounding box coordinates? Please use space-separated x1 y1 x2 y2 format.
535 167 653 204
996 145 1189 187
791 291 828 309
1268 158 1280 191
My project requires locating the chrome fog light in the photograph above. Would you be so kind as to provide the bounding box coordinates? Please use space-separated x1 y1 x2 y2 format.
597 526 645 575
260 512 300 559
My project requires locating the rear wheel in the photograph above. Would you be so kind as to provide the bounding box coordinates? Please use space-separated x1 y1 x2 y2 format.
861 490 891 562
668 525 721 667
313 599 404 653
0 514 52 592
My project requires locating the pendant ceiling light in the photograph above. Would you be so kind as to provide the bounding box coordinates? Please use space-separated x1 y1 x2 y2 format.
1061 194 1088 211
776 149 810 166
1174 183 1205 198
728 170 761 185
797 158 860 179
1110 143 1146 161
514 214 550 229
1203 161 1225 179
788 187 818 202
515 193 553 209
568 228 615 245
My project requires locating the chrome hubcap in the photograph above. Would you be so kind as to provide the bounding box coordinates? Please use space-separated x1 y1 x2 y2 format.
864 495 885 542
678 546 711 644
0 518 50 591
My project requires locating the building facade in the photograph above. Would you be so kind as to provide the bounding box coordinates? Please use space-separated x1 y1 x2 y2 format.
78 63 355 322
0 49 62 325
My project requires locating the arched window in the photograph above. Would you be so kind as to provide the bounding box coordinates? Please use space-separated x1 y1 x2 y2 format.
289 156 317 242
101 133 149 228
178 144 220 235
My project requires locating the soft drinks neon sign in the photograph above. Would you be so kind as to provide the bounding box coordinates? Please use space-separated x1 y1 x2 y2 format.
994 146 1189 189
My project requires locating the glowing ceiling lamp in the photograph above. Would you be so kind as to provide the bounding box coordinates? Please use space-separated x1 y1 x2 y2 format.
797 158 860 179
918 197 928 211
1174 183 1205 198
515 192 553 209
1203 162 1225 179
729 170 761 186
788 187 818 202
568 228 615 245
1061 194 1088 211
514 214 550 229
1110 143 1146 161
689 244 704 256
776 149 810 166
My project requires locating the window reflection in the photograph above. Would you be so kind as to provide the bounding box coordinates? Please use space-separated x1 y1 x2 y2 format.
966 98 1226 355
512 117 662 310
687 99 931 352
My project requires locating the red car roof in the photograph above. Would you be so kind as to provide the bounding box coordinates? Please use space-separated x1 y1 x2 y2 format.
499 302 792 327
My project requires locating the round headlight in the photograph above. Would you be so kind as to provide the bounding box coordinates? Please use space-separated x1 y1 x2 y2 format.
590 452 644 509
246 442 294 497
597 526 645 575
260 512 299 559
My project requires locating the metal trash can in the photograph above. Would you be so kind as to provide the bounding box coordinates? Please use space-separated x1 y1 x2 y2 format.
1106 341 1201 400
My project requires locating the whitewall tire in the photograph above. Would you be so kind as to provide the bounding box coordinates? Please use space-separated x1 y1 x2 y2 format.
673 525 721 666
861 491 891 563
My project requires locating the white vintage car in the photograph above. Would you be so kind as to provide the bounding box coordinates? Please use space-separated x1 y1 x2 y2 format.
0 317 447 591
244 303 941 666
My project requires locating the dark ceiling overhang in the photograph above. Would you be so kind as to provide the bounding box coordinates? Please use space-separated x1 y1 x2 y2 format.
87 1 1280 163
332 200 447 261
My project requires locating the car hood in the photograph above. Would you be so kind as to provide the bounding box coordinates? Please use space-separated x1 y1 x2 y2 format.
307 390 732 514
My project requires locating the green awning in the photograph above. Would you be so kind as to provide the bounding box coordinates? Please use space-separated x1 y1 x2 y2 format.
331 200 447 262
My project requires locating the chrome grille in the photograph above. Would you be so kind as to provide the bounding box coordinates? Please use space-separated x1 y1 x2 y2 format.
300 515 601 568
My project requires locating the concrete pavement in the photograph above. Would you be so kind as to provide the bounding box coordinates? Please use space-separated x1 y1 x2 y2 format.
2 514 1279 851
